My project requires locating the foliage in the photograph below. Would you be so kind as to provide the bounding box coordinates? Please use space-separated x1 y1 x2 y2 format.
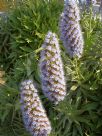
0 0 102 136
0 0 63 81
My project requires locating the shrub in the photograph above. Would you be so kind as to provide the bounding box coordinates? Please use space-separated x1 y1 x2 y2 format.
0 0 102 136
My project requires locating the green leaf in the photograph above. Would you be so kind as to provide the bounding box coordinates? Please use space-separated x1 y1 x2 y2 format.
19 46 32 52
81 102 98 111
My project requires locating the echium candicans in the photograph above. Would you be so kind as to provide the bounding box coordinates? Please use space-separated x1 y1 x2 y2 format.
20 80 51 136
60 0 84 58
40 31 66 104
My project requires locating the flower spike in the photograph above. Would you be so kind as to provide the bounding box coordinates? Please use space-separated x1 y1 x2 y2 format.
20 80 51 136
60 0 84 58
40 31 66 104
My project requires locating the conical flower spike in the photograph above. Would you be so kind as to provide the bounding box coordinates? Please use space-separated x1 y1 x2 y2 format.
20 80 51 136
60 0 84 58
40 31 66 104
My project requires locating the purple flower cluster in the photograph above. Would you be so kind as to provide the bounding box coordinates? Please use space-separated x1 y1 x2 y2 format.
86 0 96 6
20 80 51 136
40 31 66 104
60 0 84 58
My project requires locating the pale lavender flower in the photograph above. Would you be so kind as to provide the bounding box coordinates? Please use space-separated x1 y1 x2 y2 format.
60 0 84 58
40 31 66 104
20 80 51 136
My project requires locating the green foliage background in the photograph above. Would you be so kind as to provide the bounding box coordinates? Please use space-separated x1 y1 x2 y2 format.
0 0 102 136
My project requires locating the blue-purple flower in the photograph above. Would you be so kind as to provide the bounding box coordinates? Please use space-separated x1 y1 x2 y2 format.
40 31 66 104
86 0 96 6
20 80 51 136
60 0 84 58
